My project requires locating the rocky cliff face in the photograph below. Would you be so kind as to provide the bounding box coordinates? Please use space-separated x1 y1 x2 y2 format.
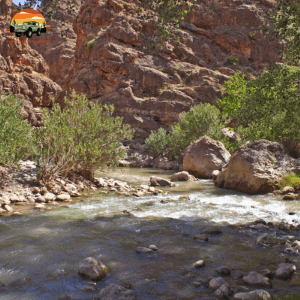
1 0 281 135
0 0 64 124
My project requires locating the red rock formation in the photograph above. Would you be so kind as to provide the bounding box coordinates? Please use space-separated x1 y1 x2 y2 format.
1 0 282 135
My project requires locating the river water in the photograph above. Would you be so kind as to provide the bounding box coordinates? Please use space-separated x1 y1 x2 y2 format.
0 168 299 299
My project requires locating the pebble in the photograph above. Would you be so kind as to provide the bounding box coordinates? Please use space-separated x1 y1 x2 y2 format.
148 245 158 251
242 271 271 288
136 246 154 254
3 205 13 212
194 234 208 242
34 203 45 209
209 277 228 290
202 227 223 235
193 260 205 268
275 263 296 280
56 194 71 201
216 266 230 276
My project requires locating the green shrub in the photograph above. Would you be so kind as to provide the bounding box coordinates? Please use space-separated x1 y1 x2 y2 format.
145 103 223 158
0 92 32 166
277 171 300 189
226 55 239 66
33 90 133 184
87 39 95 55
145 127 170 157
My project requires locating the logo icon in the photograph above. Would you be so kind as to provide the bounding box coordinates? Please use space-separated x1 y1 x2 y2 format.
6 8 50 38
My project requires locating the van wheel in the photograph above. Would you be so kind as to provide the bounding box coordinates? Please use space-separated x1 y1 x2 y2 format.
16 32 21 37
36 29 41 36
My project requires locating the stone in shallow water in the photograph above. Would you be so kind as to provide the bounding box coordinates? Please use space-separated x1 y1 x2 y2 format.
234 289 271 300
209 277 228 290
148 245 158 251
214 284 231 297
202 226 223 235
275 263 296 280
78 257 108 281
242 271 271 288
136 246 154 254
98 283 137 300
216 266 230 276
194 234 209 242
193 260 205 268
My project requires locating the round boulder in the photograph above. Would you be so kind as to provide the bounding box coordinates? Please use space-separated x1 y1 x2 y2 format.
183 136 231 178
78 257 108 281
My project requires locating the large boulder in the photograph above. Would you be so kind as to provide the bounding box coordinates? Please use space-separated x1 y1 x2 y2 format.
78 257 108 281
215 140 300 194
98 283 137 300
183 136 231 178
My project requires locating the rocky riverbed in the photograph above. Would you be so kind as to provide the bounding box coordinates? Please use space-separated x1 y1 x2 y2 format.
1 167 300 299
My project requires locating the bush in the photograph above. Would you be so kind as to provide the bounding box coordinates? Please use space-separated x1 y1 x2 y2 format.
277 171 300 189
33 90 133 184
145 128 170 157
0 92 32 166
145 103 223 158
87 39 95 55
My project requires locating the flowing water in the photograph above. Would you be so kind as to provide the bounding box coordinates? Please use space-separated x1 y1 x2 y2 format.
0 168 300 299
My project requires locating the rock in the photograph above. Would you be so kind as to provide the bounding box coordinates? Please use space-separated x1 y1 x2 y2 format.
194 234 209 242
212 170 220 180
57 294 71 300
183 136 231 178
234 289 271 300
242 271 271 288
148 245 158 251
209 277 229 290
214 284 231 298
256 233 276 245
36 195 46 203
56 193 71 201
9 194 20 203
31 187 40 194
260 269 273 279
133 191 145 197
43 192 56 202
12 212 22 216
98 283 137 300
216 266 231 276
215 140 300 194
278 222 290 231
171 171 194 181
282 193 298 200
281 186 295 194
202 227 223 235
193 260 205 268
78 257 108 281
0 195 10 205
0 208 6 214
150 176 175 187
39 187 48 195
179 195 190 201
136 246 154 254
275 263 296 280
3 205 13 212
34 203 45 209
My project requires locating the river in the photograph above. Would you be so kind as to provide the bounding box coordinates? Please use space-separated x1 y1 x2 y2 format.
0 168 299 299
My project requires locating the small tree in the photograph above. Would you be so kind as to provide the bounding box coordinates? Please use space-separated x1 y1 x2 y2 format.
33 90 133 184
0 92 32 166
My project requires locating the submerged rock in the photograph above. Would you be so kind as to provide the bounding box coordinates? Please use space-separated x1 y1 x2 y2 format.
234 289 271 300
209 277 229 290
150 176 175 187
216 266 231 276
171 171 195 181
202 226 223 235
136 246 154 254
183 136 231 178
98 283 137 300
275 263 296 280
242 271 271 288
78 257 108 281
